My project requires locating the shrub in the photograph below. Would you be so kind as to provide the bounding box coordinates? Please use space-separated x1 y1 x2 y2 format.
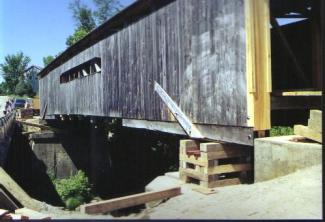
270 126 294 137
65 196 83 210
52 170 93 210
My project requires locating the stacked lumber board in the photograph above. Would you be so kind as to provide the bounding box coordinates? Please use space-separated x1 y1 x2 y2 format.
0 208 50 220
179 140 251 188
294 110 322 143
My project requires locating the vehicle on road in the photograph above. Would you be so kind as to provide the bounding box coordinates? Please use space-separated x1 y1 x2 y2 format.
13 99 26 109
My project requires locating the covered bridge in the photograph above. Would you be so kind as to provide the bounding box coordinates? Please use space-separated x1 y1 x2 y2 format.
38 0 324 145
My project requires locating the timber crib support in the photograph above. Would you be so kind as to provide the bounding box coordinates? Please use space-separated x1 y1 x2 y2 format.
179 139 252 188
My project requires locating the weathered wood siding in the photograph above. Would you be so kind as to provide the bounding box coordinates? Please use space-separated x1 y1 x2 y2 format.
40 44 104 116
40 0 247 126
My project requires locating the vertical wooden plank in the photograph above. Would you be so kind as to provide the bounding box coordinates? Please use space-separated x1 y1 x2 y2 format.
245 0 271 130
151 11 159 120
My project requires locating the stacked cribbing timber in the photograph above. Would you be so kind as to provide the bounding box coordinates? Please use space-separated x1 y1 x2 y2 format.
179 140 252 188
294 110 322 143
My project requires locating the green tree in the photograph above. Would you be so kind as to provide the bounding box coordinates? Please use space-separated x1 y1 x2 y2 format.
93 0 122 24
14 76 34 97
0 82 9 95
66 27 89 47
0 52 31 95
43 55 55 67
69 0 96 32
66 0 122 47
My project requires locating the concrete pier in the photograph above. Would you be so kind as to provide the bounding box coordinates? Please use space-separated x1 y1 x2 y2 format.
254 135 322 182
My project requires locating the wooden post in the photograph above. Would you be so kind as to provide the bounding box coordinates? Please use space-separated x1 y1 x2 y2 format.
245 0 271 131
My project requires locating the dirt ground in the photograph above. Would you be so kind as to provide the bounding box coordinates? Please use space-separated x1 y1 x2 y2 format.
143 164 323 220
41 164 322 220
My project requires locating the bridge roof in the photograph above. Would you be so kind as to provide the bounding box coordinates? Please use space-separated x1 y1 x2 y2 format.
38 0 173 78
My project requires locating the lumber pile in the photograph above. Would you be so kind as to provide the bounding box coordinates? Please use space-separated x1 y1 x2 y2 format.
294 110 322 143
16 108 34 119
0 208 50 220
179 140 251 189
15 118 50 132
80 187 181 215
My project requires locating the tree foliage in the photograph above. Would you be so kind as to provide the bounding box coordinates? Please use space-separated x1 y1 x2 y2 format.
0 82 9 95
0 52 31 95
66 0 122 47
93 0 122 24
66 27 89 47
69 0 96 32
43 55 55 67
14 77 35 97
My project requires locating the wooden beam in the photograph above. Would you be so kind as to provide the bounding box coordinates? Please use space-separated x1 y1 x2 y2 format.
179 140 199 155
154 82 203 139
309 110 322 121
206 164 251 175
199 142 249 153
294 125 322 143
245 0 271 130
203 178 241 188
200 149 250 161
308 118 322 133
308 110 322 133
80 187 181 215
272 91 322 97
15 120 51 130
270 16 309 85
122 119 254 146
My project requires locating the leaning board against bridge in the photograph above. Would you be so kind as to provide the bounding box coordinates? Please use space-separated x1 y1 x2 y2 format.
179 140 252 188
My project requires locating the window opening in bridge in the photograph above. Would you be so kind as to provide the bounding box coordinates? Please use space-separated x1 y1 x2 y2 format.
59 57 101 84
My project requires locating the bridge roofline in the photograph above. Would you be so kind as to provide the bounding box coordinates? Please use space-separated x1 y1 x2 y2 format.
38 0 174 78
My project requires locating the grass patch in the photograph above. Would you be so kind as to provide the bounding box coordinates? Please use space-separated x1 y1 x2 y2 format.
270 126 294 137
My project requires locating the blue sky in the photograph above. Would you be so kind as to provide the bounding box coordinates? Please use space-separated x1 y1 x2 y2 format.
0 0 135 78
